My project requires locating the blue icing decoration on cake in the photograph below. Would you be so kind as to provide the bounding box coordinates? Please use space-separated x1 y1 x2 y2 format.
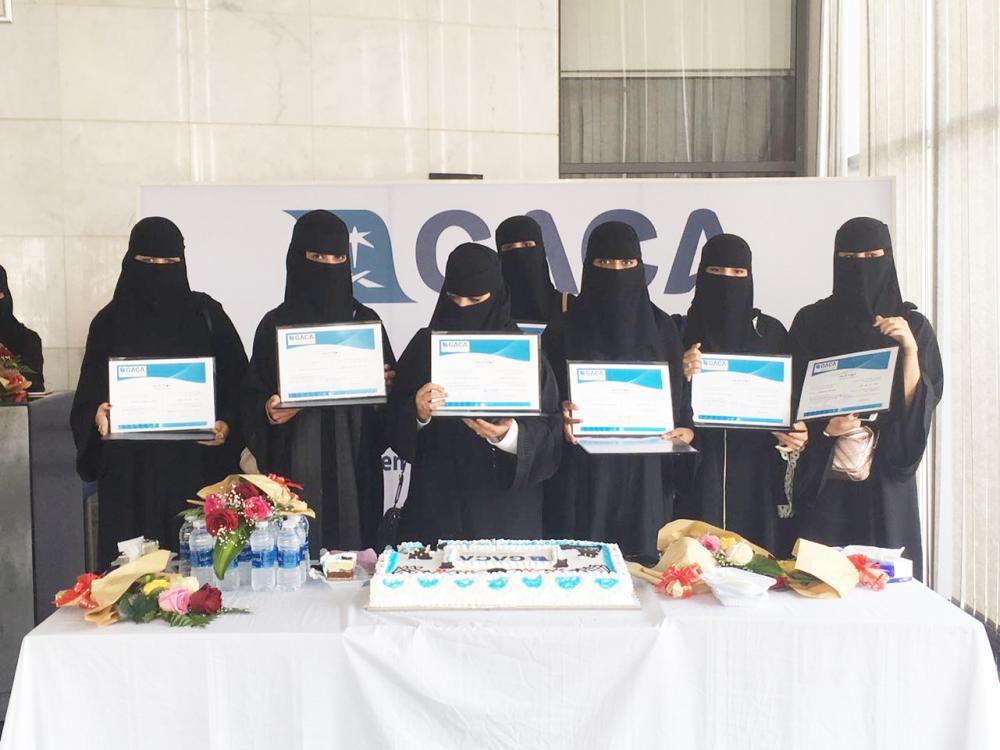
602 544 615 573
488 578 509 589
522 575 543 588
382 579 403 589
418 578 439 588
385 550 399 574
556 576 581 589
595 578 619 589
454 578 474 588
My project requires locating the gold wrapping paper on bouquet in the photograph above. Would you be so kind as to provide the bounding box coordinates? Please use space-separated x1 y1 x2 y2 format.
84 550 171 626
784 539 860 598
195 474 315 518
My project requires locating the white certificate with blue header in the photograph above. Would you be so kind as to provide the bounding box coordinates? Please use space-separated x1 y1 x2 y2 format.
276 322 386 408
691 354 792 429
567 362 674 436
107 356 216 439
796 346 899 422
431 332 541 416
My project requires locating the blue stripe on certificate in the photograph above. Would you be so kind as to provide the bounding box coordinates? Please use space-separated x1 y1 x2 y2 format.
446 401 532 407
118 421 210 431
811 350 891 376
576 367 663 390
285 328 375 350
287 387 379 399
438 338 530 362
695 415 786 424
579 426 667 433
701 357 785 382
115 362 207 384
803 403 883 418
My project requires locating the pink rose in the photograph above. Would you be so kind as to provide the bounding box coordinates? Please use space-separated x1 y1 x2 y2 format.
158 586 191 614
203 493 226 515
242 495 270 522
699 534 721 553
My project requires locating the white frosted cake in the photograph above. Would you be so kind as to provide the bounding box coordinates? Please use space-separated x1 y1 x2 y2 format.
368 539 639 610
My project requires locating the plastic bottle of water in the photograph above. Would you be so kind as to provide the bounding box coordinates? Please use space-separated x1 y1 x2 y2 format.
296 515 310 584
237 543 252 587
178 518 194 576
250 520 276 592
217 553 239 593
189 519 216 588
276 517 302 592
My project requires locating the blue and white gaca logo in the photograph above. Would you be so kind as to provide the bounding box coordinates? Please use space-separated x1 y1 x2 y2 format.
286 210 415 303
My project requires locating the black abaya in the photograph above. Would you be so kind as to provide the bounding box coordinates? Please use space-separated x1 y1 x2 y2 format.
787 218 943 576
389 243 562 543
0 264 45 391
70 218 248 569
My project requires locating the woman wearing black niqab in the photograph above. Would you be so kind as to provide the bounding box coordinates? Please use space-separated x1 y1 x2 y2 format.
241 210 396 553
788 217 943 577
673 233 800 554
541 221 693 562
70 217 248 568
388 242 561 543
496 215 564 325
0 264 45 391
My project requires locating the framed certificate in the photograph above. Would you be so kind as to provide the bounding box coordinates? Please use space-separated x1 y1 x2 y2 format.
567 361 696 454
106 356 216 440
276 322 387 408
796 346 899 422
691 353 792 430
430 332 541 416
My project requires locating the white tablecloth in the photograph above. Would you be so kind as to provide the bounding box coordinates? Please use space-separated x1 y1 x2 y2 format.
2 579 997 750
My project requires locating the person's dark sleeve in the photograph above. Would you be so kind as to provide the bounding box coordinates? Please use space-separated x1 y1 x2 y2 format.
240 314 283 472
22 329 44 392
69 313 111 482
508 356 562 490
205 302 248 473
387 331 427 464
877 315 943 480
663 315 692 430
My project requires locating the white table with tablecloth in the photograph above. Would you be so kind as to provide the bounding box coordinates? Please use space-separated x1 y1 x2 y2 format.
2 578 997 750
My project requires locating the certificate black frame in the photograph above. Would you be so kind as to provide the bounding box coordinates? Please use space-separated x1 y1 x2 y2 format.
275 321 388 410
795 346 898 424
430 330 543 418
103 355 217 441
690 352 794 431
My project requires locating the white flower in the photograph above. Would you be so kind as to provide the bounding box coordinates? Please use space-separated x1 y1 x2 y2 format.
666 580 686 598
178 576 201 593
724 541 754 567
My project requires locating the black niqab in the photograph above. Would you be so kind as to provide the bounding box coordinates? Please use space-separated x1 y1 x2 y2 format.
496 215 557 322
684 233 756 352
279 210 354 324
110 217 204 357
0 264 25 351
430 242 514 332
566 221 664 360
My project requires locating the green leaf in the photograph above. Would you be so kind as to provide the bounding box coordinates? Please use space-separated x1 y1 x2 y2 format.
177 507 206 520
213 527 251 580
162 611 215 628
745 554 787 579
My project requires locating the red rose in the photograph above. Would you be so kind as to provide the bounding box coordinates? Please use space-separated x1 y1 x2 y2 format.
206 508 239 537
188 584 223 615
233 482 258 500
0 345 11 357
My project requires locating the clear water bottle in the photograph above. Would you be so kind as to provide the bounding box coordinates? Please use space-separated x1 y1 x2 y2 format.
250 520 276 592
189 519 216 588
217 553 239 593
296 515 310 584
237 543 252 587
178 518 194 576
276 517 302 592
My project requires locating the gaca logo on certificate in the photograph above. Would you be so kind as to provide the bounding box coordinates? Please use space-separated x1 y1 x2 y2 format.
117 365 147 379
813 360 839 375
577 368 607 382
286 332 316 347
700 358 730 372
439 340 470 354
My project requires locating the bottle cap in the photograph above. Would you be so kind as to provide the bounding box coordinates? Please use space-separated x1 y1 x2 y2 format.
192 518 206 528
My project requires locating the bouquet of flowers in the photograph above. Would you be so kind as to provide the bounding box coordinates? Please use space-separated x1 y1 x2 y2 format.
0 343 33 403
184 474 315 580
54 550 247 627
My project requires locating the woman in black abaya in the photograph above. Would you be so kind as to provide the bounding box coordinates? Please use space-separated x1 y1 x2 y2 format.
70 217 248 568
0 264 45 391
788 217 943 576
241 210 395 553
542 221 693 562
673 233 803 554
389 242 561 543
